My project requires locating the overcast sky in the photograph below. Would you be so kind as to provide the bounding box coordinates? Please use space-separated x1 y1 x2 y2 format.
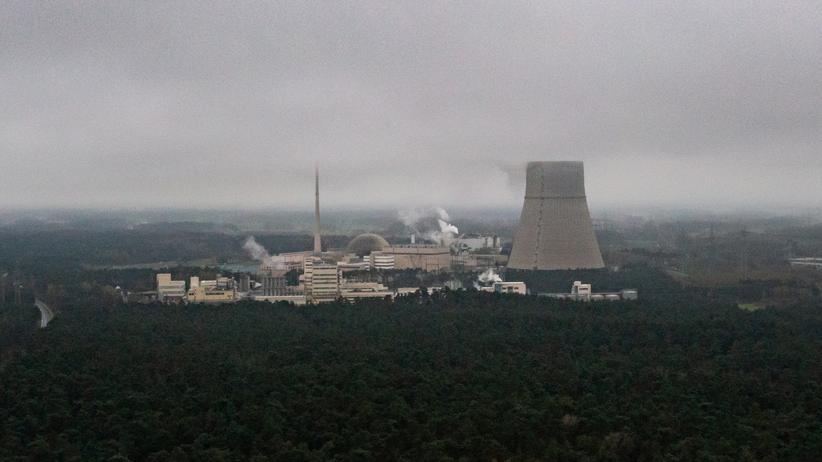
2 1 821 210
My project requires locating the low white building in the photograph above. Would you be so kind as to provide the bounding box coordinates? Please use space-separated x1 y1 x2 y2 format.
571 281 592 300
340 282 394 301
494 281 527 295
540 281 637 302
789 258 822 269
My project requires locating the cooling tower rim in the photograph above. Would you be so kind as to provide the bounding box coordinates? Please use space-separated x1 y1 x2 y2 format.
525 160 587 198
526 160 584 168
523 195 587 199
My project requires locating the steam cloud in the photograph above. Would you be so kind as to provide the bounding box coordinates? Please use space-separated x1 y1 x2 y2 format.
432 219 459 246
398 207 459 246
477 268 503 285
243 236 286 269
243 236 270 261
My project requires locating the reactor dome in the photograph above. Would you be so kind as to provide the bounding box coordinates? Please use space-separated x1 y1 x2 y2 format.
347 233 390 256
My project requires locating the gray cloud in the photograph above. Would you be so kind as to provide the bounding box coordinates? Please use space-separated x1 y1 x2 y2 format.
1 1 821 209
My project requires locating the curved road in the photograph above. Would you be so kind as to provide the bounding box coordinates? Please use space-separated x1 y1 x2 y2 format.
34 299 54 328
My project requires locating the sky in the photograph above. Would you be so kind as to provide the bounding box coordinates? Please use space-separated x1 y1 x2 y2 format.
2 1 821 210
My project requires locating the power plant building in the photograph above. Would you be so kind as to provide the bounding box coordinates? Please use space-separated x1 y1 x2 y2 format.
347 233 389 256
454 234 501 253
364 252 396 270
380 245 452 271
187 286 236 304
261 270 289 296
305 257 340 303
156 273 186 302
508 161 604 270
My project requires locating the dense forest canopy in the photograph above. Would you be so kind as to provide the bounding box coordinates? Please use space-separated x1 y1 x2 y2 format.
2 291 821 461
2 213 821 460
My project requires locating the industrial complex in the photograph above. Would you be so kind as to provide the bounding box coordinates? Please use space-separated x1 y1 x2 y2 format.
129 161 635 305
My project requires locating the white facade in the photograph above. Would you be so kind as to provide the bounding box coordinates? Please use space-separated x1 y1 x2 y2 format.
340 282 394 301
540 282 638 302
494 281 527 295
789 258 822 269
365 252 395 270
156 273 186 301
305 258 340 303
571 281 592 301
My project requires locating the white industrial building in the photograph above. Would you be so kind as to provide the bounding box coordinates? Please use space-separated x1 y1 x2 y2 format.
304 257 340 304
540 281 638 302
477 281 527 295
156 273 186 302
454 234 501 253
364 252 395 270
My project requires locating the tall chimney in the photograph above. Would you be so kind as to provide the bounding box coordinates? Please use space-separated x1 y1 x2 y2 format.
313 163 322 256
508 161 604 270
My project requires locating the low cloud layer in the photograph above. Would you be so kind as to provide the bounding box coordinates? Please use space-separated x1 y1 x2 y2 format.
2 1 820 209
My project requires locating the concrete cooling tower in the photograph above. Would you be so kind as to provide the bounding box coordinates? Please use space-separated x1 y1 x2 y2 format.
508 161 604 270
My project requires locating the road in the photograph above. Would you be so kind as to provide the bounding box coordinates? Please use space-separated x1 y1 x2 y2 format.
34 299 54 328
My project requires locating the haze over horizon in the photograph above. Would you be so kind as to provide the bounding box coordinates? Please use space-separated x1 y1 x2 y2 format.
2 1 821 210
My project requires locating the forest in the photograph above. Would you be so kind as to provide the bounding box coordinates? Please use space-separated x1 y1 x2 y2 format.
2 289 821 461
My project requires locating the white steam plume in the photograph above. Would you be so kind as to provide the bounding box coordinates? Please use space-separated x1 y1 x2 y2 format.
428 219 459 246
477 268 503 285
399 207 460 246
243 236 286 269
243 236 270 262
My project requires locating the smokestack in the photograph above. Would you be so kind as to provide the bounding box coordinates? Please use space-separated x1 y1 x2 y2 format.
313 163 322 256
508 161 604 270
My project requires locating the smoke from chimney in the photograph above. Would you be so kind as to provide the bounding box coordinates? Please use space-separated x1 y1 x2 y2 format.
398 207 460 246
243 236 286 269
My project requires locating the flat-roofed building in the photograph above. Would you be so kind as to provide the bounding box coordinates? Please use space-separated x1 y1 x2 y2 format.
305 257 340 304
261 270 288 296
281 251 313 271
364 252 395 270
455 234 501 253
340 282 394 301
539 281 637 302
186 286 236 304
494 281 527 295
572 281 592 301
337 259 371 273
381 245 451 271
156 273 186 302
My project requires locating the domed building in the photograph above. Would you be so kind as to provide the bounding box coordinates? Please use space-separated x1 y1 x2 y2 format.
346 233 390 257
